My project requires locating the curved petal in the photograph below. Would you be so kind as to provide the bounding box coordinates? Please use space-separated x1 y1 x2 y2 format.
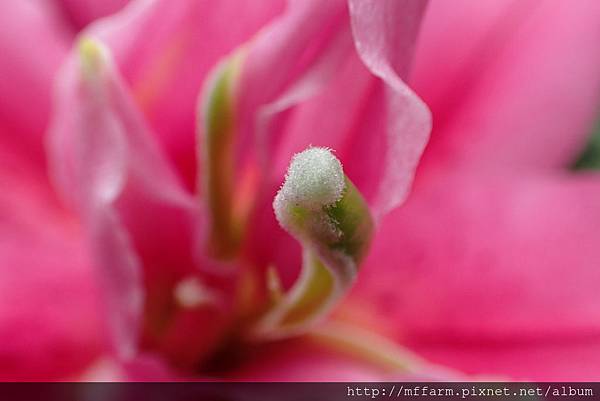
47 39 216 363
412 0 600 172
235 0 352 192
239 0 430 288
238 0 430 216
237 0 358 288
85 0 285 188
348 0 431 218
349 170 600 379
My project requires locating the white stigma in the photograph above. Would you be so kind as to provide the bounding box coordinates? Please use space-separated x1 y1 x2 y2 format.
275 147 345 216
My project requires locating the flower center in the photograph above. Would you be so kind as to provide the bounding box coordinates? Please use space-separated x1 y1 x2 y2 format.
197 51 375 346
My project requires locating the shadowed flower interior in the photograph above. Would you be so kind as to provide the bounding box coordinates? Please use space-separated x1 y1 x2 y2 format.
42 0 435 379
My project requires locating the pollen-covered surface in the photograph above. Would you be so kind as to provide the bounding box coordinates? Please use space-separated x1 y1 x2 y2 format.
274 147 345 218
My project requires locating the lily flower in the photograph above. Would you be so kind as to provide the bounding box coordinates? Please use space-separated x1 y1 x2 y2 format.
2 0 600 381
4 0 437 380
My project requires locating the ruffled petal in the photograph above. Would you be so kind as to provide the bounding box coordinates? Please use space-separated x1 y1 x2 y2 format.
238 0 430 217
348 0 431 217
237 0 430 287
234 0 352 192
350 0 600 380
234 0 354 288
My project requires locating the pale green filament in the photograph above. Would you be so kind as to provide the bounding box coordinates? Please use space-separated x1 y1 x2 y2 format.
199 55 243 259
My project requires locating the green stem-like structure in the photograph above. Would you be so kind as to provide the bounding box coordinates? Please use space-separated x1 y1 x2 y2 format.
199 55 243 259
253 148 373 339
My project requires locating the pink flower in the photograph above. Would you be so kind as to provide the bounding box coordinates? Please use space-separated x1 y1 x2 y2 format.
348 0 600 381
1 0 600 381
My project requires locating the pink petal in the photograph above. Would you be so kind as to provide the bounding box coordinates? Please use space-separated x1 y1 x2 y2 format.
0 138 103 380
84 0 285 188
239 0 430 286
239 0 431 217
0 1 70 165
0 6 104 375
264 53 377 208
55 0 131 30
350 170 600 379
236 0 356 287
236 0 351 152
348 0 431 217
352 0 600 379
47 39 203 360
232 0 353 212
414 340 600 381
412 0 600 172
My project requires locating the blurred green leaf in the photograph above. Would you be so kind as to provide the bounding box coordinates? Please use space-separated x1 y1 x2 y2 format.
572 120 600 170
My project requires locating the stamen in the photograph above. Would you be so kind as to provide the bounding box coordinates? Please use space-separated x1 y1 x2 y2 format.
266 265 284 303
174 277 218 308
78 36 107 79
308 321 454 376
253 147 374 339
198 54 244 259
